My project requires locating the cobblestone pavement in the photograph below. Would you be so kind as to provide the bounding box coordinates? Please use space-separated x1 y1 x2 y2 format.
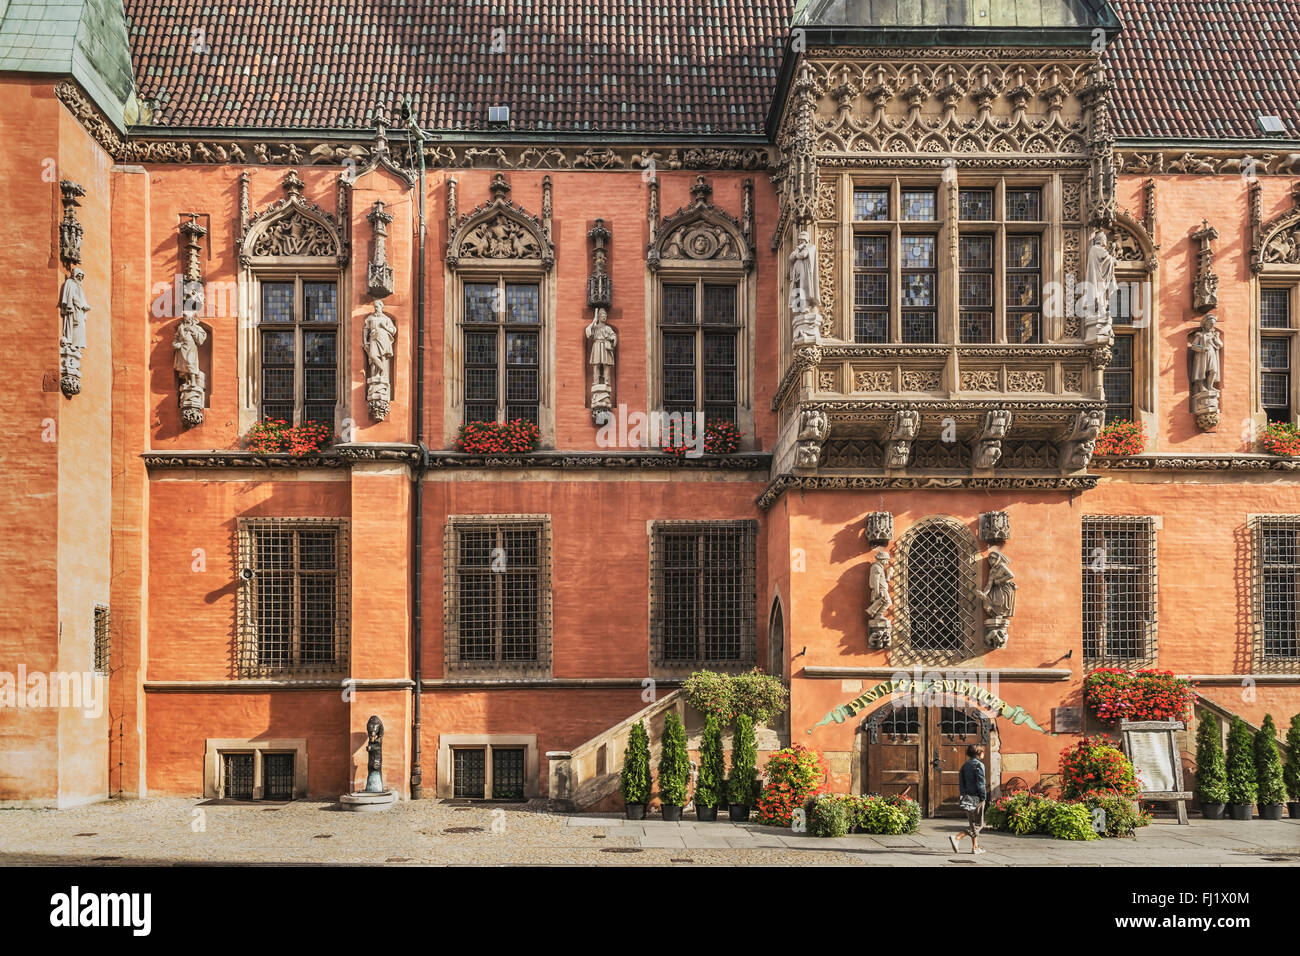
0 798 1296 865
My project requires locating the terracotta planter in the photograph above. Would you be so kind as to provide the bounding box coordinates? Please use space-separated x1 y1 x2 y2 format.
728 803 750 822
695 805 718 822
1288 801 1300 819
1228 803 1253 820
1257 803 1285 821
661 804 683 822
1200 802 1226 820
624 803 647 820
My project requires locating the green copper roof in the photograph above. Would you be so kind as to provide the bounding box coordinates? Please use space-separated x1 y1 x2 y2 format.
0 0 135 133
793 0 1117 29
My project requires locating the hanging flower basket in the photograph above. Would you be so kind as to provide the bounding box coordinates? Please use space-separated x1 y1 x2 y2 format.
1084 668 1195 723
1095 419 1146 457
1260 421 1300 456
455 419 541 454
244 419 334 457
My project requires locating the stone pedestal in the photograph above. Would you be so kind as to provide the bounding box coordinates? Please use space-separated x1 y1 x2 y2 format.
339 789 398 812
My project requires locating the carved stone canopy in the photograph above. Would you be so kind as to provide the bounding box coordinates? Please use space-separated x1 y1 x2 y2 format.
1253 181 1300 272
239 169 346 265
865 511 893 546
446 172 554 271
648 174 753 272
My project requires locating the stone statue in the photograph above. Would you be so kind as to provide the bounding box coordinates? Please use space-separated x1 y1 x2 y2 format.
365 714 385 793
59 267 90 396
1189 313 1222 430
794 406 829 469
789 229 822 346
586 308 617 424
363 300 397 421
173 310 208 427
1059 408 1104 470
977 550 1017 649
973 409 1011 470
1081 229 1118 347
866 550 893 649
886 409 920 469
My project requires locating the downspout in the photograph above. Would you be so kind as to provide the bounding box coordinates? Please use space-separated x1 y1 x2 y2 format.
405 102 430 798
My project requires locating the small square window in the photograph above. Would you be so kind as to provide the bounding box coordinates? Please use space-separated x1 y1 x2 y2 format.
958 189 993 220
1006 189 1041 221
853 189 889 221
900 190 936 221
1262 290 1290 329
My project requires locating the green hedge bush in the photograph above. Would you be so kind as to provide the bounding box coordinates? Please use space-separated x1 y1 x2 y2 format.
1255 714 1288 806
726 714 759 806
1226 716 1258 805
694 714 725 809
1194 713 1229 804
620 722 651 805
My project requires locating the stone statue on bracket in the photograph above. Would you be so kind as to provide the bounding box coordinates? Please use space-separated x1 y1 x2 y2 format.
1059 408 1104 470
789 229 822 347
973 409 1011 470
1188 312 1222 430
58 267 90 396
885 409 920 469
977 549 1017 649
363 300 397 421
173 310 208 427
586 307 617 424
795 406 829 468
1081 229 1118 349
866 550 893 649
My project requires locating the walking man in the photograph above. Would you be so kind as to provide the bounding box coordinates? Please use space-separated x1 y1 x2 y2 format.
950 744 987 856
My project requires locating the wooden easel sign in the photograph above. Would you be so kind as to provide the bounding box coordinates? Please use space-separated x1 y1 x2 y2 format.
1119 720 1192 825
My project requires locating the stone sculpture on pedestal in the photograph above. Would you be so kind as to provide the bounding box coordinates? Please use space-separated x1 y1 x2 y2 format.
866 550 893 649
363 300 397 421
795 406 829 468
586 307 617 425
58 267 90 396
789 229 822 347
1081 229 1117 351
1188 312 1222 430
173 310 207 427
365 714 385 793
977 550 1017 649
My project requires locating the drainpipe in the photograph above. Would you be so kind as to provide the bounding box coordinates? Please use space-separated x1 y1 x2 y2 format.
405 101 431 798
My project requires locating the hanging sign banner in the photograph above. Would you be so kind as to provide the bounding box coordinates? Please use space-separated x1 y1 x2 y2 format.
808 677 1054 736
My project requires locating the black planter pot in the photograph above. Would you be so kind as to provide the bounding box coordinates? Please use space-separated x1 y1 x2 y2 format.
625 803 647 820
1257 803 1285 821
662 804 683 822
728 803 750 822
1228 803 1253 820
1288 801 1300 819
695 804 718 822
1200 802 1226 820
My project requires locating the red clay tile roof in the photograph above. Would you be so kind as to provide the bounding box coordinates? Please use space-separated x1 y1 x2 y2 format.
121 0 1300 141
1107 0 1300 140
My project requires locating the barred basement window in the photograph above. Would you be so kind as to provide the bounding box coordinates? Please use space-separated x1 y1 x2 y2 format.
1081 517 1158 667
894 517 979 662
262 753 295 801
650 520 757 672
218 751 296 801
236 518 350 678
450 746 528 800
222 753 254 800
1253 516 1300 671
444 515 552 677
93 604 110 676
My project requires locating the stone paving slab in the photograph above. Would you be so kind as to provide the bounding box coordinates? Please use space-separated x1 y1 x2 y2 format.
0 797 1295 866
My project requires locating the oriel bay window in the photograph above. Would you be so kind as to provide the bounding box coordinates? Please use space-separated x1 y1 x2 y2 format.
850 184 939 343
258 278 338 425
660 280 739 424
463 279 541 425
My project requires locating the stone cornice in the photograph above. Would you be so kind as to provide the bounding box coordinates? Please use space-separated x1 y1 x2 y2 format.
757 472 1098 510
801 665 1074 682
142 448 772 472
1093 454 1300 472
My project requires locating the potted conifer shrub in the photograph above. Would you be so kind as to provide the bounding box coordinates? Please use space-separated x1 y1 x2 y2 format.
1286 713 1300 819
727 714 759 822
1194 713 1228 819
694 714 725 822
1225 716 1257 820
658 711 689 821
1254 714 1287 821
621 721 651 820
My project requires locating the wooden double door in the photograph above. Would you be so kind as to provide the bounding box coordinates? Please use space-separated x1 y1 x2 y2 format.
864 703 992 817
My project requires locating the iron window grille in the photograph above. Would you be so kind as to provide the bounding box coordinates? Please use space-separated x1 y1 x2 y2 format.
93 604 110 676
236 518 350 679
1252 516 1300 672
258 277 339 426
443 515 552 678
219 751 295 800
660 280 739 425
1081 516 1158 667
222 753 255 800
463 279 541 425
650 520 757 673
451 746 528 800
262 753 295 800
893 517 980 664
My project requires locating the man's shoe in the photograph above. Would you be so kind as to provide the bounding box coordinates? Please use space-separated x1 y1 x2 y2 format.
973 847 986 855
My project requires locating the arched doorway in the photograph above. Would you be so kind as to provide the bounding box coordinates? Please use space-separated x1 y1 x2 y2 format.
862 701 994 817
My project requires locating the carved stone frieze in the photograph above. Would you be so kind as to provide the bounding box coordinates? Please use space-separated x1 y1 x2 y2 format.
855 370 893 392
1006 370 1047 392
756 473 1100 511
447 172 553 270
961 369 999 391
901 369 942 392
1252 181 1300 272
1119 149 1300 177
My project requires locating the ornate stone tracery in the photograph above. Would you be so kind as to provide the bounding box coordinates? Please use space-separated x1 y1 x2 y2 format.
647 175 753 272
239 169 346 265
446 172 553 270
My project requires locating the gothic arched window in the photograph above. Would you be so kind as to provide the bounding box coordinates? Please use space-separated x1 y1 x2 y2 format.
895 517 979 661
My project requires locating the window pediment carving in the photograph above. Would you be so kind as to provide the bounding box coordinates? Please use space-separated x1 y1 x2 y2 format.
447 173 553 271
1254 182 1300 271
239 169 345 265
648 175 753 272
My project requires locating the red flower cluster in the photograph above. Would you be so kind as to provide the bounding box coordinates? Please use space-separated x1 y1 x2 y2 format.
660 418 745 457
1059 735 1141 799
1095 419 1146 457
244 419 334 457
455 419 541 454
1084 668 1194 723
1261 421 1300 456
755 744 828 826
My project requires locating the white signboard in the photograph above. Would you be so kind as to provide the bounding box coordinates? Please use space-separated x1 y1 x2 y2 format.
1126 728 1177 793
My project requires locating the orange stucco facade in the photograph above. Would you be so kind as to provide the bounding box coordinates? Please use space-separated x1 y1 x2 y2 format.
5 53 1300 814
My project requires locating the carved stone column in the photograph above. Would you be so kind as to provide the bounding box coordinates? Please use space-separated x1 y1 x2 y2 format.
366 199 395 298
57 180 87 397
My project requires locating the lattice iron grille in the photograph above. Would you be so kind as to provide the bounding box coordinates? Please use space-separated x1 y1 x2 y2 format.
444 516 552 677
1253 516 1300 672
868 704 920 743
222 753 254 800
236 518 349 679
650 520 757 671
492 749 526 800
262 753 295 801
1081 517 1157 667
93 604 110 676
453 749 486 798
894 518 979 662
